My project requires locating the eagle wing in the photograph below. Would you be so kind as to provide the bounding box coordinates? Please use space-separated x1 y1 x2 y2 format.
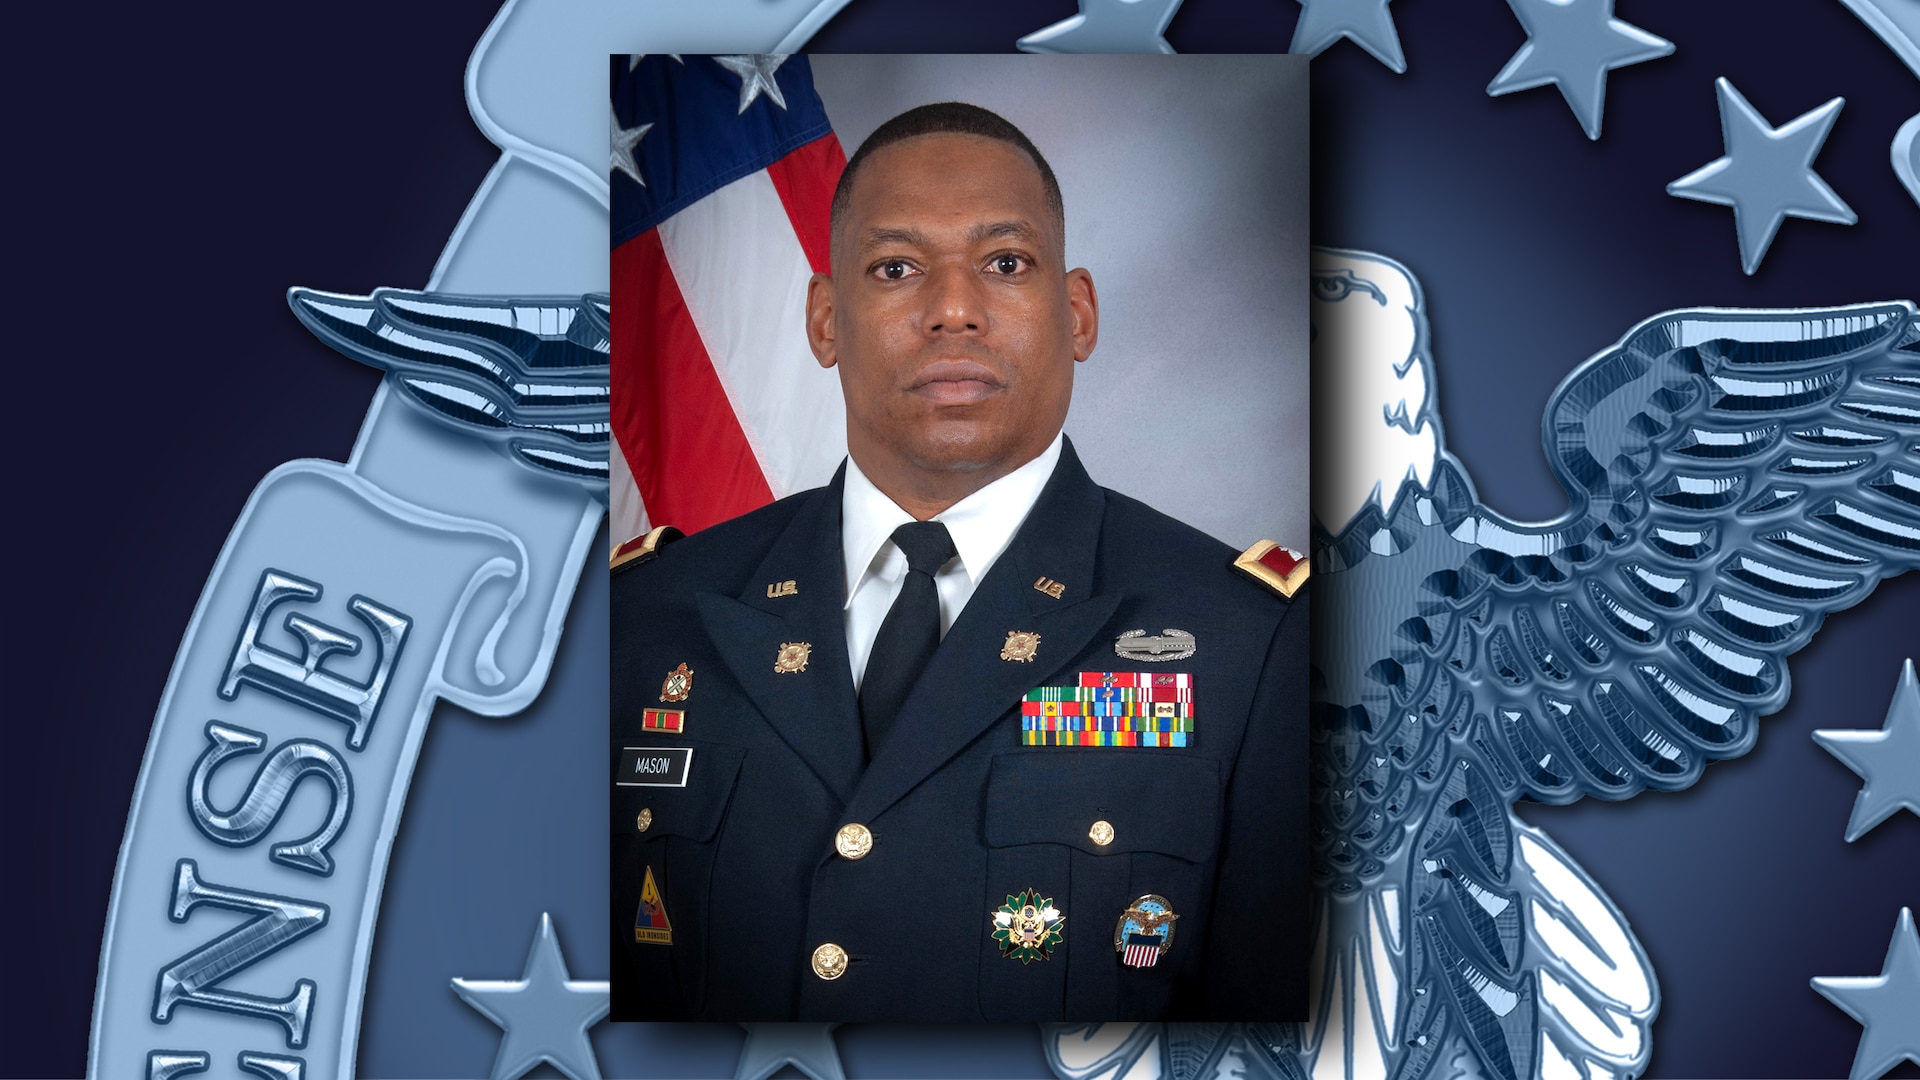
288 286 612 494
1321 300 1920 813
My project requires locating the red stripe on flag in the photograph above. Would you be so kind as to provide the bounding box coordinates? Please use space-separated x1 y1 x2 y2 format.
612 229 775 534
766 133 846 276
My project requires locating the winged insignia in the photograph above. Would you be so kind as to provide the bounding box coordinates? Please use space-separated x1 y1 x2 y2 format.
288 287 612 496
1047 247 1919 1080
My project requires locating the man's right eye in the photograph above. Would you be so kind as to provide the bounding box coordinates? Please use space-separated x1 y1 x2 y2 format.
874 260 915 281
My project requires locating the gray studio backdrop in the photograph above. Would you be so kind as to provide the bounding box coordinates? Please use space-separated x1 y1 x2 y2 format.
811 54 1310 553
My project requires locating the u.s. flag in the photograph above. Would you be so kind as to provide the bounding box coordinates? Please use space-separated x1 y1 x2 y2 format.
1122 932 1163 969
609 54 850 546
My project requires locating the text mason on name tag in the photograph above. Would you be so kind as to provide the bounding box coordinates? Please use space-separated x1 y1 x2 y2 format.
617 746 694 787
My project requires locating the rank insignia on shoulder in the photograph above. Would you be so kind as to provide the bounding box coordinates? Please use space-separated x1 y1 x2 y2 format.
613 525 683 573
1234 539 1309 599
991 889 1064 964
635 865 673 945
1021 673 1194 746
1115 894 1178 968
1114 628 1195 662
641 708 683 734
659 662 693 702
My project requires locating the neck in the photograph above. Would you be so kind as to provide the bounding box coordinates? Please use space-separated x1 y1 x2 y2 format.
848 435 1053 521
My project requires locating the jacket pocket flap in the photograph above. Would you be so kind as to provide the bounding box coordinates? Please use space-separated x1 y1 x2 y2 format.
612 742 746 841
984 750 1222 862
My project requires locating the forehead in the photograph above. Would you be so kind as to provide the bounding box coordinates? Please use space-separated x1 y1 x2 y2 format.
844 132 1051 229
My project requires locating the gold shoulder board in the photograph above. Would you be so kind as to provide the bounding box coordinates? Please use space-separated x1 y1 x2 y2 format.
612 525 683 573
1233 539 1310 599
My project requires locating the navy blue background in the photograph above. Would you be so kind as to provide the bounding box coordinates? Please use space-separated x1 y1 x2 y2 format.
8 0 1918 1077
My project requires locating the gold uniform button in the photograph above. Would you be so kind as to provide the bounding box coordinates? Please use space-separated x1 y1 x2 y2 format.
811 942 849 980
1089 819 1115 847
636 808 653 832
835 823 874 860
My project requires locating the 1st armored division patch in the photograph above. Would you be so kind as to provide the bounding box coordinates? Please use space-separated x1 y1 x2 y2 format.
1021 672 1194 746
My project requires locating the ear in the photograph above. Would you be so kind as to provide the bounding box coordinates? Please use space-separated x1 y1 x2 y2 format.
1066 267 1098 362
806 273 837 369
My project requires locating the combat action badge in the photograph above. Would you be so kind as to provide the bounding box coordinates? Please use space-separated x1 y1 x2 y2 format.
991 888 1064 963
1114 628 1196 662
774 642 811 673
1115 894 1179 968
635 865 673 945
660 662 693 702
1001 630 1041 663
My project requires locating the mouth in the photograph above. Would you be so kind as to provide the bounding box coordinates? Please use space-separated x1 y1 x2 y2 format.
907 358 1004 406
910 357 1013 403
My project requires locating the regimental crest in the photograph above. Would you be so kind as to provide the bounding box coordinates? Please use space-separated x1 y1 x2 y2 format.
659 662 693 702
1114 894 1179 968
1001 630 1041 663
991 888 1064 963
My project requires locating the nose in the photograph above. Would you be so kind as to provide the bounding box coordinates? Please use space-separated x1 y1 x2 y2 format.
924 262 986 336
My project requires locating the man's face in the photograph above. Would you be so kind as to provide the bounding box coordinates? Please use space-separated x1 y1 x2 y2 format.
808 133 1097 493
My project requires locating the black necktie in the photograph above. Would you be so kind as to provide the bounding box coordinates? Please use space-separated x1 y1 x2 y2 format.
860 521 957 760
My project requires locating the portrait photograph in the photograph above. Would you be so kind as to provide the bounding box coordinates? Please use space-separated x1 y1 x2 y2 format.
608 52 1311 1023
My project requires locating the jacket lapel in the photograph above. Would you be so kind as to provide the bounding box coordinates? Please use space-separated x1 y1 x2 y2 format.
845 440 1120 825
695 466 865 802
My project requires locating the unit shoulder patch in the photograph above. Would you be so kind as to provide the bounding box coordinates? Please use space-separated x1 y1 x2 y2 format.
1233 539 1309 599
612 525 684 573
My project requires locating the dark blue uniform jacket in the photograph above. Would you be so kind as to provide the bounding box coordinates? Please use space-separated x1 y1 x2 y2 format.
611 440 1308 1021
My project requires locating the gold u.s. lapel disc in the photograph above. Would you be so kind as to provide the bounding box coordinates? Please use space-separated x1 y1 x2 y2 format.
991 888 1064 963
635 865 673 945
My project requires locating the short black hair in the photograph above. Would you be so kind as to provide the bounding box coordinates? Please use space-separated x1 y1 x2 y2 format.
829 102 1065 263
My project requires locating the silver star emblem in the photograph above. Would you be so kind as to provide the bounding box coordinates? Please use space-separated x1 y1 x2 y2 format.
1812 907 1920 1080
1485 0 1673 140
1289 0 1407 74
611 106 651 188
627 53 683 72
734 1023 846 1080
1666 77 1857 275
714 54 790 114
1814 657 1920 841
1018 0 1181 55
452 913 610 1080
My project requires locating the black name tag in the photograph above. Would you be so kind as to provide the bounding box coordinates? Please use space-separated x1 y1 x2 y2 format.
618 746 693 787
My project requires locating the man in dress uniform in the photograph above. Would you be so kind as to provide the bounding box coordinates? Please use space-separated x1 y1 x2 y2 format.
611 102 1308 1022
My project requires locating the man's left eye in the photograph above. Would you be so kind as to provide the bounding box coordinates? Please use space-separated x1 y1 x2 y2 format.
989 255 1027 274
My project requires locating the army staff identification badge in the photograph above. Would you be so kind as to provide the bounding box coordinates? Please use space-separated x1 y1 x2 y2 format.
991 889 1064 963
1022 672 1195 746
